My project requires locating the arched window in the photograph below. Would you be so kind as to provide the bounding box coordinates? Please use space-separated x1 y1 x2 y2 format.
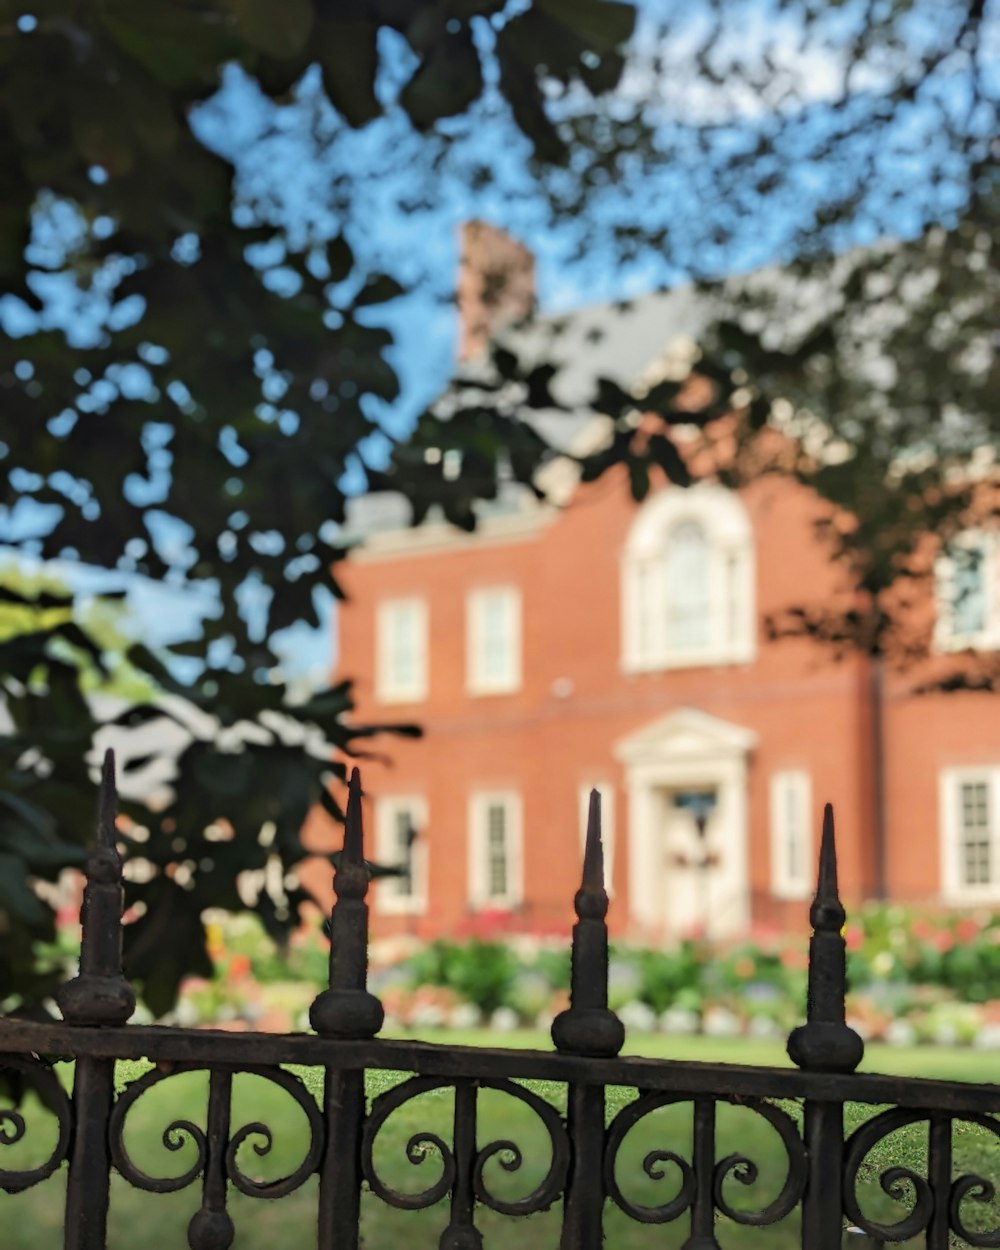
622 485 755 671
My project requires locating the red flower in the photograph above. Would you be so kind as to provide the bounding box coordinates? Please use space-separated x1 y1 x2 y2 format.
955 917 980 943
228 953 252 979
845 926 863 951
780 947 808 970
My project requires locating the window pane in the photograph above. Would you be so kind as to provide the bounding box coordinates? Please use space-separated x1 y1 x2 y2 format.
725 552 741 646
666 520 710 648
486 803 508 898
785 782 802 882
481 594 511 681
390 605 418 688
771 770 810 897
470 589 519 690
393 808 414 897
952 545 987 636
959 780 991 886
379 600 426 698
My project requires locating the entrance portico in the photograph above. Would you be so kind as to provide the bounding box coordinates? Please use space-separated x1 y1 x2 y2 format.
614 707 756 940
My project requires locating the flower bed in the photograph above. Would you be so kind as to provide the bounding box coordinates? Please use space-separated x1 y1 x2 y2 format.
165 904 1000 1046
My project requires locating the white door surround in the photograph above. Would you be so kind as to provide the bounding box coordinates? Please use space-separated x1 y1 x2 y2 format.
614 707 756 940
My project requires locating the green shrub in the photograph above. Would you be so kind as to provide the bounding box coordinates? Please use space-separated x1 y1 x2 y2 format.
631 942 704 1014
407 939 518 1016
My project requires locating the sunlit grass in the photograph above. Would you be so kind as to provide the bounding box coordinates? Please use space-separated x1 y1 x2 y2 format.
2 1036 998 1248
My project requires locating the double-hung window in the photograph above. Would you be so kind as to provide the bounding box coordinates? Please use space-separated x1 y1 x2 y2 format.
376 598 428 703
941 769 1000 900
469 791 522 908
374 795 427 915
770 770 812 900
467 587 521 694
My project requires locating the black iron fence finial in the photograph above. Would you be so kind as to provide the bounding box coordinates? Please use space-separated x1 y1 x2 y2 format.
787 803 863 1074
310 767 384 1039
551 788 624 1058
56 749 135 1028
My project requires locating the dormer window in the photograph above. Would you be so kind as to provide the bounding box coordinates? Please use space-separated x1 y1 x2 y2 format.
622 484 755 671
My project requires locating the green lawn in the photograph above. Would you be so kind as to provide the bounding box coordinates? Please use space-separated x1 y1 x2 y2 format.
394 1027 1000 1080
3 1031 1000 1248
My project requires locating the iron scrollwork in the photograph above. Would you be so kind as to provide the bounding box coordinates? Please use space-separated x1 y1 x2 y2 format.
223 1066 324 1199
604 1093 697 1224
361 1075 570 1217
604 1093 806 1228
712 1100 807 1226
471 1079 570 1216
845 1108 1000 1247
361 1076 458 1210
0 1055 73 1194
109 1062 323 1197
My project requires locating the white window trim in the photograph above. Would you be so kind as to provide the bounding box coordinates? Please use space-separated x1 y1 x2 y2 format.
769 770 813 901
940 767 1000 903
579 781 616 896
468 790 523 909
375 597 428 704
621 484 755 673
373 794 428 916
466 586 522 695
934 531 1000 653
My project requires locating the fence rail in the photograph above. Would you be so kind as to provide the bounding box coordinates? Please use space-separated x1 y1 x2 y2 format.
2 752 999 1248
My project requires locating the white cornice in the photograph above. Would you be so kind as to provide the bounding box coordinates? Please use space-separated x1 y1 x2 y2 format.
349 506 554 562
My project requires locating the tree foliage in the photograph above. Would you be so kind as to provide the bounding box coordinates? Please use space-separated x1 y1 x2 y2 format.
1 0 997 1012
0 0 638 1014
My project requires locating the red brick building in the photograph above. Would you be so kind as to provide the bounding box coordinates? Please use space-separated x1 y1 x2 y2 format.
319 228 1000 943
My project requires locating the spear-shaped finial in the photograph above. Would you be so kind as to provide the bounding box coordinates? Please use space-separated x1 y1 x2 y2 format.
55 748 135 1026
88 749 123 882
329 767 371 904
551 789 624 1057
812 803 845 933
580 788 605 903
787 803 863 1074
309 766 384 1038
98 749 118 848
343 767 363 859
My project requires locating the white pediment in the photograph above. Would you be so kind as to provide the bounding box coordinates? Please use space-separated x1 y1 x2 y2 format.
613 707 757 766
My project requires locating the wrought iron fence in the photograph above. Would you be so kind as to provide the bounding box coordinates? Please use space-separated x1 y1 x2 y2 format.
3 752 1000 1248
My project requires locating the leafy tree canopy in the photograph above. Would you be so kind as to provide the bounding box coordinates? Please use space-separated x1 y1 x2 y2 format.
0 0 997 1012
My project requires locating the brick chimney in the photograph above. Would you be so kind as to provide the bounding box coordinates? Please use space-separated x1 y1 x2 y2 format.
457 220 536 362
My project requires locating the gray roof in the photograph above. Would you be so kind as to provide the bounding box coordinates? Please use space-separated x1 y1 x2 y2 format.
343 248 874 543
501 285 712 408
344 282 721 542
